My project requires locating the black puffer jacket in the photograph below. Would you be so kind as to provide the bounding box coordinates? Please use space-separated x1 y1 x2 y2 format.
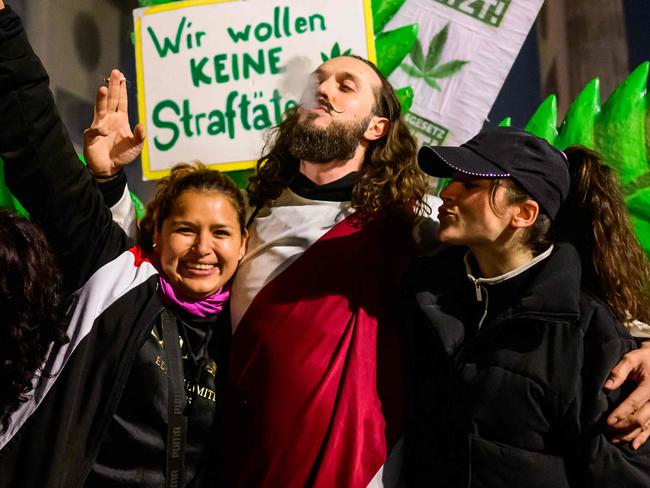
404 243 650 487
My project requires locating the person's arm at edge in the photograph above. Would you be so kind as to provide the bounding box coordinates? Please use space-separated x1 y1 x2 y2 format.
571 307 650 485
0 6 131 292
603 341 650 449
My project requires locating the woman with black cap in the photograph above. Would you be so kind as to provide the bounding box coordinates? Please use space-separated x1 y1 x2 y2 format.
404 126 650 487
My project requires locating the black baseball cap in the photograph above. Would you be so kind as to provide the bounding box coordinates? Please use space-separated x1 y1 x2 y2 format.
418 126 570 219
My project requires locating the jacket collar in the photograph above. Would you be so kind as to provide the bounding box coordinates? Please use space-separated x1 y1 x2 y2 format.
463 246 554 302
412 242 583 316
458 243 582 318
463 245 553 287
409 242 583 357
507 242 581 317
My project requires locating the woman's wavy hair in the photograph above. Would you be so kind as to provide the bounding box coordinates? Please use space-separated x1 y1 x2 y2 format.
494 146 650 324
555 146 650 324
0 210 68 433
139 162 246 252
247 55 430 221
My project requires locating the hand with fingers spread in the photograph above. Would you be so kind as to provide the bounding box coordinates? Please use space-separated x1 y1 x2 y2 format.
604 341 650 449
83 69 145 178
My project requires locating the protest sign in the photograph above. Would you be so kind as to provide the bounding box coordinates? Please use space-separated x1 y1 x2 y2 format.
134 0 375 179
385 0 544 146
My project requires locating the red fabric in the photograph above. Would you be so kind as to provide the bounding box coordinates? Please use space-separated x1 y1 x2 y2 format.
128 245 153 267
223 215 413 488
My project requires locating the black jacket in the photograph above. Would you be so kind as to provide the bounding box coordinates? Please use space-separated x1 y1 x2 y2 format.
0 8 226 486
404 243 650 487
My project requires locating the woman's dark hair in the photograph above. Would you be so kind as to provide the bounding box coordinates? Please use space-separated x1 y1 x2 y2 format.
0 209 68 433
246 55 430 222
555 146 650 324
490 146 650 324
139 162 246 252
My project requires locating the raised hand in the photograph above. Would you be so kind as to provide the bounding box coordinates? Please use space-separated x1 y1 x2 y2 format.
83 69 145 178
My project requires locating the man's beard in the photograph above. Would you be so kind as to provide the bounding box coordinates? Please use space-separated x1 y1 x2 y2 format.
288 113 372 163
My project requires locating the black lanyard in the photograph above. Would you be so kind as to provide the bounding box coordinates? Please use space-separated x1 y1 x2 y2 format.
161 309 187 488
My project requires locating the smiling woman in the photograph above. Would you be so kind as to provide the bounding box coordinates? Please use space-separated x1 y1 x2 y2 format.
140 163 248 301
83 162 249 487
0 6 248 486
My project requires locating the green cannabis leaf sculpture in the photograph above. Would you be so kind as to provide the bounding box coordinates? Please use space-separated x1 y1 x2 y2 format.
401 24 468 91
501 62 650 257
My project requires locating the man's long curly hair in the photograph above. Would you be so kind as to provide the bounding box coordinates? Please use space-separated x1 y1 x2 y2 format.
247 55 430 221
0 210 68 433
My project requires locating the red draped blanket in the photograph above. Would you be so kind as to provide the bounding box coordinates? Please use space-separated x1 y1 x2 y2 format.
223 214 413 487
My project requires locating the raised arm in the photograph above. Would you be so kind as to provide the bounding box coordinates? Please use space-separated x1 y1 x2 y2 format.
0 6 131 293
85 69 143 240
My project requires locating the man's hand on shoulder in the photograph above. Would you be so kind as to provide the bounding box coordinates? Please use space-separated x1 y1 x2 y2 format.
605 341 650 449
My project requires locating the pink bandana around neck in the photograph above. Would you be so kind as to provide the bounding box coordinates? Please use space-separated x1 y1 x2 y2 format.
158 273 230 317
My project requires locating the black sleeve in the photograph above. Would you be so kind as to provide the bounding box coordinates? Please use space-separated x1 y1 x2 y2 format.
571 303 650 486
96 169 128 208
0 7 132 294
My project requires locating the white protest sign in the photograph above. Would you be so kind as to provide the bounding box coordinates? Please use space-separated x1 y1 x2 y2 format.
385 0 543 146
134 0 375 180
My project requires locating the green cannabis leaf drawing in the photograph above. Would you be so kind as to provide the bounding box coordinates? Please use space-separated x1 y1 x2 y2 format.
401 23 468 91
321 42 352 62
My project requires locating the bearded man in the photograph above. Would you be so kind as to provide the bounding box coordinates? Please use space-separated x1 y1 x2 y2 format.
221 55 432 488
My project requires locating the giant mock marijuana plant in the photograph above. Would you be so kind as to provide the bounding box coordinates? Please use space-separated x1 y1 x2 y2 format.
499 62 650 256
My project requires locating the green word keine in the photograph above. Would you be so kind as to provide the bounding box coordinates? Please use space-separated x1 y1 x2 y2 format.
134 0 375 179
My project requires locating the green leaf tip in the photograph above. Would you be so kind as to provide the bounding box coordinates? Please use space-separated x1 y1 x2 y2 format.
376 24 418 77
595 61 649 184
138 0 179 7
424 23 449 72
130 192 146 221
395 86 414 113
555 77 600 150
498 117 512 127
0 158 28 217
372 0 407 35
226 169 255 189
626 186 650 222
524 94 558 144
410 37 426 71
630 216 650 259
